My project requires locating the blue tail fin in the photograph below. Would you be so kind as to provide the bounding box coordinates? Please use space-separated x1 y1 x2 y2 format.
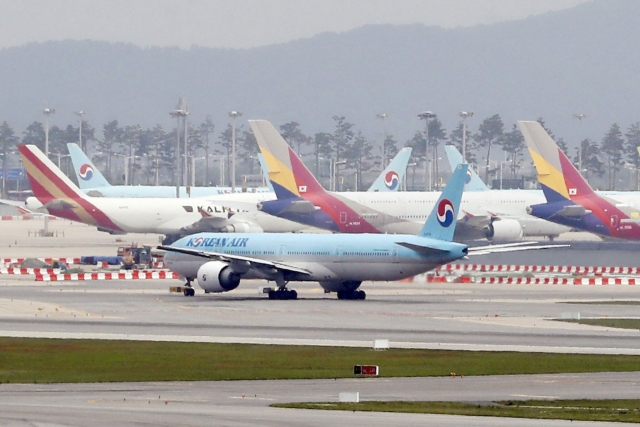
443 145 489 191
367 147 412 192
66 143 112 189
419 164 468 241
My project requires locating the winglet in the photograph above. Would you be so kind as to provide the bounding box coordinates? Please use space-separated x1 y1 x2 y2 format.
67 143 112 189
419 164 468 241
518 121 595 203
443 145 489 191
367 147 412 192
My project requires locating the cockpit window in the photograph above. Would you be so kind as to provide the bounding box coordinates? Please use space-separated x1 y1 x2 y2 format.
183 206 194 213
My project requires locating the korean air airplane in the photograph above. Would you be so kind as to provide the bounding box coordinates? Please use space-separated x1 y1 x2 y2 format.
161 164 470 300
66 143 271 197
521 120 640 240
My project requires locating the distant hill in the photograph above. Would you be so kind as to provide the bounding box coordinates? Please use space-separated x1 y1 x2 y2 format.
1 0 639 149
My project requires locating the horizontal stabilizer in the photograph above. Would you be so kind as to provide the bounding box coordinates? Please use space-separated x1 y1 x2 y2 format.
553 205 589 218
396 241 449 255
43 199 78 210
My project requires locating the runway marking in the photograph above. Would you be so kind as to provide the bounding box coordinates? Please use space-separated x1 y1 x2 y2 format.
511 394 559 399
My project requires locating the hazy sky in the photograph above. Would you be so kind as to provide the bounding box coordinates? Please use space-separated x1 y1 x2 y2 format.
2 0 590 50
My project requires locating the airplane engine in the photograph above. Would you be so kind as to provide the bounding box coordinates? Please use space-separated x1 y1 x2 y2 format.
483 219 524 243
219 221 264 233
196 261 241 293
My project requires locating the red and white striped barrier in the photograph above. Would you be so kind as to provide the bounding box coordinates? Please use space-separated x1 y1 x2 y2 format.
35 271 180 282
436 264 640 276
475 276 639 285
0 268 60 275
1 257 83 266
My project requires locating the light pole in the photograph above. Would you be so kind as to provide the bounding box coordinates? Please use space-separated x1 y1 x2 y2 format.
170 101 188 197
459 111 474 163
228 111 242 192
573 113 587 184
376 113 388 168
42 108 55 158
332 160 346 192
75 110 85 152
418 111 436 191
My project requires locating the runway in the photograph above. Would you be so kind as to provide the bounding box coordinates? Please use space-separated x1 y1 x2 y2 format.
1 373 639 427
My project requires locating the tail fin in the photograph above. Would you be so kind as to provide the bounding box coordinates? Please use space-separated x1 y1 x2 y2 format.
443 145 489 191
367 147 412 192
19 144 122 230
256 153 275 192
19 144 89 204
67 143 112 189
419 164 468 241
249 119 328 200
518 121 595 203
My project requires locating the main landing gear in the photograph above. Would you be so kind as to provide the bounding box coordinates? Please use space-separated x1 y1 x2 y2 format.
183 279 195 297
336 280 366 300
268 272 297 300
337 290 366 300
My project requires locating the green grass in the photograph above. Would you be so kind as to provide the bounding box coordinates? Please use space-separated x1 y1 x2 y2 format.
558 318 640 330
2 337 640 384
274 400 640 422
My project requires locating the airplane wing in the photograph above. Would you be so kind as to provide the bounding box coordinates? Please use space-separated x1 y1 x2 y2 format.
157 245 312 275
467 242 570 255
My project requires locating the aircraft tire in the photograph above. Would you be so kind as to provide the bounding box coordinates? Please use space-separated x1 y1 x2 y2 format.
184 288 195 297
289 290 298 300
357 290 366 300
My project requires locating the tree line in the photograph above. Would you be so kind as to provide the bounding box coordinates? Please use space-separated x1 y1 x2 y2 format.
2 113 640 197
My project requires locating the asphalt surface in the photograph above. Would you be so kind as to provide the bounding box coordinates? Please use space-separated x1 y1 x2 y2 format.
1 218 640 426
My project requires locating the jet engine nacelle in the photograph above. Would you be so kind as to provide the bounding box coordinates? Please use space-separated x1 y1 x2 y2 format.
219 221 264 233
483 219 524 243
196 261 241 293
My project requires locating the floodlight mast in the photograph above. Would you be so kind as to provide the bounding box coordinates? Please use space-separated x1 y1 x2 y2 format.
229 111 242 193
376 113 388 168
41 107 55 237
459 111 474 163
170 99 189 198
75 110 85 152
417 111 436 191
42 108 56 158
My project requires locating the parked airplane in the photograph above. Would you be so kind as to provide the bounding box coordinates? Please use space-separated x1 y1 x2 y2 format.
442 145 571 238
66 143 271 197
521 120 640 240
251 119 566 242
19 144 272 243
160 164 470 300
67 143 410 196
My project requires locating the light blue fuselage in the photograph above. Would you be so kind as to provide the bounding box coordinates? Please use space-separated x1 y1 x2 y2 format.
165 232 468 284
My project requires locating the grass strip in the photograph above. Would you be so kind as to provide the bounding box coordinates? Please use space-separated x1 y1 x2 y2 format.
557 318 640 330
274 399 640 423
2 337 640 384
